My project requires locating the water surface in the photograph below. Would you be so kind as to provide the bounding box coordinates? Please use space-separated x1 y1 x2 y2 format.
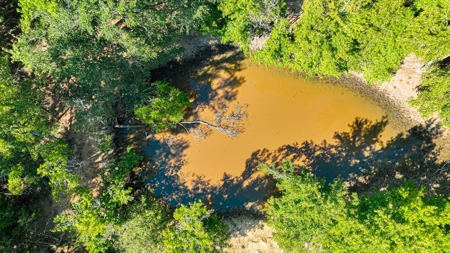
144 51 399 210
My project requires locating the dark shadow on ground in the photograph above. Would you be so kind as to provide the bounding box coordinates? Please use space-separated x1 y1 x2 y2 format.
286 0 304 16
0 0 19 53
249 117 450 195
143 135 277 210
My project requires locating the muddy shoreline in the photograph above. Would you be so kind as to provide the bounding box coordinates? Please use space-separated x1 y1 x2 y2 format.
328 74 414 131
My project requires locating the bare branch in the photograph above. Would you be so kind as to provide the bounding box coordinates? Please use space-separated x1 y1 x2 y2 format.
65 158 86 174
179 103 248 140
260 163 286 180
113 124 146 129
72 98 87 110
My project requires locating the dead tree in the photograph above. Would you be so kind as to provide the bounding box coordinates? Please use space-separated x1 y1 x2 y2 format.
179 103 248 141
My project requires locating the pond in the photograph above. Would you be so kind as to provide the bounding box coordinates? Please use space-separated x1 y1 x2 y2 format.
143 49 399 210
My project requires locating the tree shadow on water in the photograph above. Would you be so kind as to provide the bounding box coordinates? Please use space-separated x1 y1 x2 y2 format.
248 117 450 195
143 135 277 211
144 46 272 211
186 49 247 116
150 46 247 115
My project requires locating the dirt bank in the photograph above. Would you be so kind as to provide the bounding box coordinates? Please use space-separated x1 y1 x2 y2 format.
333 53 450 161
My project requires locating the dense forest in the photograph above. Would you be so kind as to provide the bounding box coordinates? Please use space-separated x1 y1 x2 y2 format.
1 0 449 252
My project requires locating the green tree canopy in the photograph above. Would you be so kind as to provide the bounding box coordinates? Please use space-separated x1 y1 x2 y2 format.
53 148 142 252
113 196 170 253
411 64 450 127
219 0 286 54
163 200 229 253
261 160 450 253
10 0 217 131
225 0 449 83
0 54 75 197
134 81 191 132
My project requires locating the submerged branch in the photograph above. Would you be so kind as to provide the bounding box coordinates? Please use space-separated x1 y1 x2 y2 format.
179 103 248 140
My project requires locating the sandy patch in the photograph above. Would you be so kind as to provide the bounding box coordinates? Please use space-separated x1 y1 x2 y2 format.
224 216 283 253
348 53 450 161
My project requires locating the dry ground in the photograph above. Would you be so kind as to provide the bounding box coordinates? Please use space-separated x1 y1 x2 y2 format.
224 216 283 253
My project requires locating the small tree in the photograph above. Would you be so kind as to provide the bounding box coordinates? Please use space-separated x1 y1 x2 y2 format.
134 81 191 132
134 81 248 140
163 200 228 253
114 196 170 253
219 0 286 53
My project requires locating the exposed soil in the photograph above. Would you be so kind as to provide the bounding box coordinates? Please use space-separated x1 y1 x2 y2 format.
347 53 426 128
224 216 283 253
179 31 221 59
28 107 114 252
337 54 450 162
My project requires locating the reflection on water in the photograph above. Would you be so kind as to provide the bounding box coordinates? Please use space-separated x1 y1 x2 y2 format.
144 51 400 210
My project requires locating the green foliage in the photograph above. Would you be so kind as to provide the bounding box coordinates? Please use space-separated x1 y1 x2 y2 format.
37 141 78 201
357 182 450 252
134 81 191 132
0 54 46 175
252 0 415 82
344 0 414 83
223 0 448 83
262 160 450 253
404 0 450 63
220 0 450 123
11 0 219 131
219 0 286 54
197 1 226 36
53 190 111 253
17 0 58 33
0 195 37 252
0 54 73 196
252 18 291 66
411 65 450 127
7 164 26 195
163 200 229 253
114 196 170 253
261 160 350 252
98 134 112 153
101 147 141 186
53 149 142 252
281 0 352 79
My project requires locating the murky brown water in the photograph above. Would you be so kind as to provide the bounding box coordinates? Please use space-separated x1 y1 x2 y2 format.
145 51 400 209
